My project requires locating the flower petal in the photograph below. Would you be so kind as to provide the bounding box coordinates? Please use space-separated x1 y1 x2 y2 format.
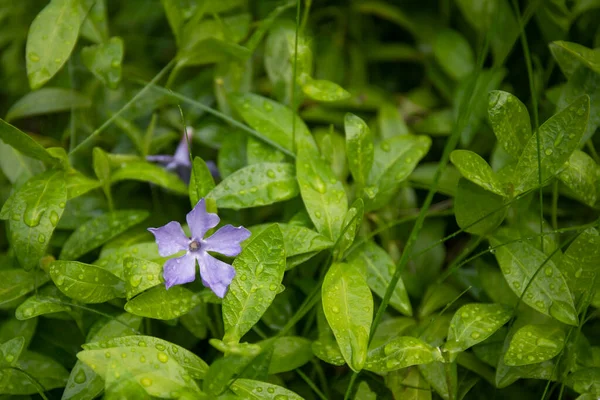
173 128 192 168
148 221 188 257
204 225 251 257
198 252 235 298
186 198 219 240
163 253 197 289
146 155 174 165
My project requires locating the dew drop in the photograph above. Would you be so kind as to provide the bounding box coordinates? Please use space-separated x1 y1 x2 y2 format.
56 276 65 285
240 274 247 281
544 267 553 277
513 281 521 289
140 356 146 363
311 177 327 193
545 149 553 156
11 212 20 221
49 211 59 226
105 352 111 358
257 387 263 392
5 354 14 363
28 52 40 62
263 101 273 111
269 284 277 291
315 211 322 218
553 133 564 147
536 337 558 349
470 331 481 340
331 306 340 313
381 142 390 152
111 60 120 68
74 369 86 384
274 395 289 400
23 207 42 227
575 268 583 278
141 378 152 387
242 102 250 109
536 301 545 309
37 234 46 243
78 274 84 280
59 202 66 208
527 355 535 362
138 341 147 347
267 170 276 178
157 352 169 363
256 264 264 275
129 276 142 287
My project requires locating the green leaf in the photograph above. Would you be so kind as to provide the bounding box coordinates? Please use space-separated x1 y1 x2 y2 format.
558 150 598 206
0 170 67 270
208 163 299 209
231 378 303 399
514 95 590 194
249 223 332 269
417 282 461 318
365 134 431 210
15 285 77 321
26 0 89 89
297 146 348 241
230 92 317 155
1 351 69 394
450 150 506 196
264 336 313 374
565 368 600 396
455 179 506 235
333 198 364 261
111 162 188 195
0 318 37 348
560 228 600 308
432 29 474 80
0 141 44 184
223 224 285 343
123 257 163 299
124 285 201 320
60 210 149 260
0 119 58 165
549 41 600 78
49 260 124 303
378 102 410 138
0 269 49 306
246 136 286 165
348 241 412 316
413 109 453 136
355 381 377 400
5 88 91 122
345 113 374 186
66 168 102 200
504 324 565 366
385 366 432 400
94 242 161 279
83 335 208 379
77 345 202 398
189 156 215 207
443 303 512 357
79 0 108 43
217 129 247 179
81 37 124 89
365 336 439 373
488 90 532 157
0 336 25 368
62 313 142 400
322 262 373 372
302 77 351 102
489 229 578 325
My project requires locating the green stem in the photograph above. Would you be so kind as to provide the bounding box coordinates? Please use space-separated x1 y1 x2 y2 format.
291 0 301 150
551 180 559 230
297 369 328 400
343 371 359 400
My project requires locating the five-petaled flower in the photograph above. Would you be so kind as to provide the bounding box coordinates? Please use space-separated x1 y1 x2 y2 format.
147 127 219 183
148 199 251 298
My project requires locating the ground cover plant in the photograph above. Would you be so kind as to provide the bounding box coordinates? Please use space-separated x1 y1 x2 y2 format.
1 0 600 399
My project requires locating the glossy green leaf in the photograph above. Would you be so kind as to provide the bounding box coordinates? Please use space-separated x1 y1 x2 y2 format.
77 345 202 398
1 350 69 394
217 129 247 178
549 41 600 78
208 162 298 209
26 0 89 89
455 179 506 235
312 336 345 366
488 90 532 157
231 378 303 399
433 29 474 80
565 368 600 396
349 241 412 316
345 113 374 186
81 37 124 89
0 141 44 184
444 303 512 357
83 335 208 379
450 150 506 196
265 336 313 374
322 262 373 372
230 92 316 155
378 102 410 138
79 0 108 43
333 198 364 260
94 241 161 279
297 146 348 241
365 134 431 210
66 168 102 200
123 257 163 300
0 170 67 270
504 324 565 366
189 156 216 207
111 161 188 195
419 361 457 400
124 285 201 320
49 260 124 303
385 367 432 400
355 381 377 400
489 230 578 325
0 336 25 368
5 88 91 122
365 336 439 373
222 224 285 343
0 269 49 306
60 210 149 260
558 65 600 143
514 95 590 194
62 313 142 400
15 285 77 321
560 228 600 308
417 282 461 318
558 150 598 206
0 318 37 348
302 77 351 102
246 136 286 165
250 223 332 269
0 119 58 165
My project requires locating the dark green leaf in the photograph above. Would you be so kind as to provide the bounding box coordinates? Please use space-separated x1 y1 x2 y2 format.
6 88 91 122
433 29 474 80
60 210 149 260
0 318 37 348
81 37 124 89
549 41 600 78
505 324 565 366
334 198 364 260
1 351 69 394
124 285 201 320
231 378 303 399
560 228 600 308
222 224 286 343
450 150 506 196
0 336 25 367
15 285 76 320
455 179 506 235
0 119 58 165
111 162 188 195
365 336 440 373
189 156 216 207
558 150 598 206
488 90 531 157
49 260 124 303
0 269 48 306
565 368 600 396
345 113 374 186
123 257 163 300
94 241 161 279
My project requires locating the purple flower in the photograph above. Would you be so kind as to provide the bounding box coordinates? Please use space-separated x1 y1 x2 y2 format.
148 199 251 298
147 127 219 183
